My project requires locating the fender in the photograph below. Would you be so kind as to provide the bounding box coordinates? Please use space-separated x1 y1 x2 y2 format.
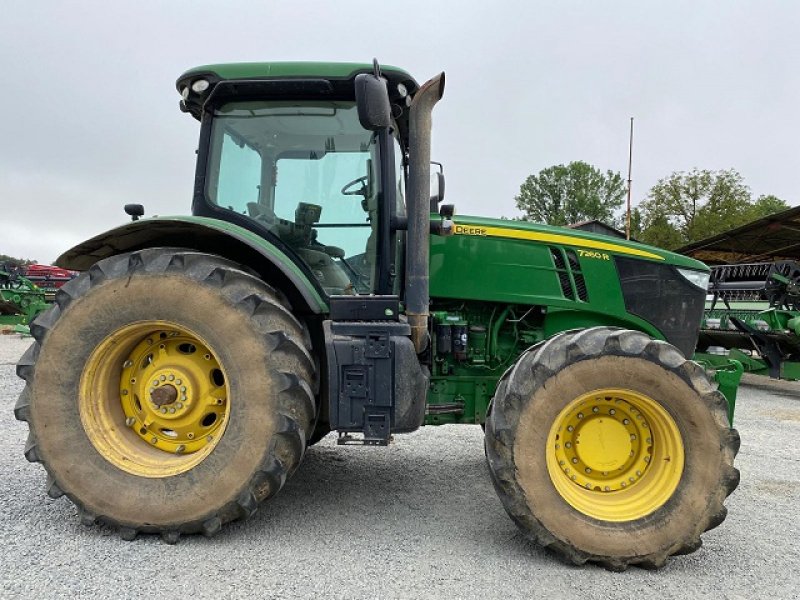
56 216 328 314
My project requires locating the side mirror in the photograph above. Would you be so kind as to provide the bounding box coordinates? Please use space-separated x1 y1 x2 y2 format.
429 162 446 211
354 60 391 131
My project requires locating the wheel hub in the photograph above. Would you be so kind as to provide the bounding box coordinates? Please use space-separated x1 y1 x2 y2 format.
574 417 631 471
119 329 227 455
552 394 653 492
150 384 178 407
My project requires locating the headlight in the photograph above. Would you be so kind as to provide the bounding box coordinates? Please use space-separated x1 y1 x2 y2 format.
191 79 210 93
677 268 710 291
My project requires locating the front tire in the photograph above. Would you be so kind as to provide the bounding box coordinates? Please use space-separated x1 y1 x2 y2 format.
485 327 740 570
15 249 316 541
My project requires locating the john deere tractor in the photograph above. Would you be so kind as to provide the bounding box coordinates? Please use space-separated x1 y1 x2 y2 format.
15 61 740 570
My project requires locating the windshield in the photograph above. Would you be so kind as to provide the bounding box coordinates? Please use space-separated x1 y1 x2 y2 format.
206 100 379 295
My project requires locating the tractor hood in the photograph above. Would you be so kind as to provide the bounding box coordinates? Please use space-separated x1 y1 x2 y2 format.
446 215 708 271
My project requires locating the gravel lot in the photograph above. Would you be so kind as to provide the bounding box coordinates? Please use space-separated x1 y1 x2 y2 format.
1 333 798 599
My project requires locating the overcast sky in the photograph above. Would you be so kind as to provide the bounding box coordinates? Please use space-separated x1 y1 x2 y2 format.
1 1 798 263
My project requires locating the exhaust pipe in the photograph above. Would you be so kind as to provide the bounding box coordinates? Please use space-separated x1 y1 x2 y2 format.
406 72 445 354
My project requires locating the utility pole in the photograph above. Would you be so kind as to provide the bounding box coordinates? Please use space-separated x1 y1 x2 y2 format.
626 117 634 240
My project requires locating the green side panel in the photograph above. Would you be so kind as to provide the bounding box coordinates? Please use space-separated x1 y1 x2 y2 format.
429 215 682 339
55 216 327 313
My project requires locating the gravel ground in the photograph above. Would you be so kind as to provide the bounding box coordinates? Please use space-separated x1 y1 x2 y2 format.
1 333 798 599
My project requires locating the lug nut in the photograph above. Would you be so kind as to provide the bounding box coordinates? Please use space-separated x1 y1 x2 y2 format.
175 445 186 454
577 413 584 419
585 468 592 474
187 433 195 440
567 425 574 432
152 380 159 387
121 390 128 396
123 360 133 368
176 403 183 409
180 386 187 392
565 442 572 448
609 409 616 415
125 417 135 427
168 375 175 381
160 408 167 414
623 419 630 425
150 437 158 445
572 458 578 464
592 407 599 413
169 408 176 414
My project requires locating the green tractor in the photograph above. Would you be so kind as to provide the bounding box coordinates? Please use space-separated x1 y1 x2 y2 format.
15 61 740 570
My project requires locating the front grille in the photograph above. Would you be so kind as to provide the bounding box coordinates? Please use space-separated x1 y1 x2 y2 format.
615 257 705 357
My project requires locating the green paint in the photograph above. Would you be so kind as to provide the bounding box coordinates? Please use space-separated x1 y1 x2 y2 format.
178 61 417 86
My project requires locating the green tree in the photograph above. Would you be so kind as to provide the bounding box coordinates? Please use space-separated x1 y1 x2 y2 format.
748 194 788 221
637 168 788 249
515 161 627 226
0 254 35 268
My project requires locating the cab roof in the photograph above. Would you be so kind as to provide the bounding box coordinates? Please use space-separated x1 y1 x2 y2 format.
176 61 419 121
178 61 417 85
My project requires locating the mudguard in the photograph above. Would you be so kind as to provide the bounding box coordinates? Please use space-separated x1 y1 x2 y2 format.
56 216 327 314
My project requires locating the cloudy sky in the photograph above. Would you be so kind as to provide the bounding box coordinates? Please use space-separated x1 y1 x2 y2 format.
1 1 798 263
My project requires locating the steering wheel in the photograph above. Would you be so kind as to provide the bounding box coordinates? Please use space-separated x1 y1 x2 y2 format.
341 176 368 197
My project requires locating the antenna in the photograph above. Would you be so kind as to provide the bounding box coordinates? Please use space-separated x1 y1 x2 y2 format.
626 117 634 240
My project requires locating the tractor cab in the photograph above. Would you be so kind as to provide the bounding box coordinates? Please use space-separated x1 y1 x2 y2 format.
177 63 421 298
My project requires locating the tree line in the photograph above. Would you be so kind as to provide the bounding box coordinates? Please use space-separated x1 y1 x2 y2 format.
0 254 36 268
514 161 788 249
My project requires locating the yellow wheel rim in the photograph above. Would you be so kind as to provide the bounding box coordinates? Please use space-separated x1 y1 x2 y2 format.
79 321 230 478
545 388 684 522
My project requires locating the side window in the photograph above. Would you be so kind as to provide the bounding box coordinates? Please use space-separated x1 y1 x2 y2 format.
274 153 372 258
213 133 262 214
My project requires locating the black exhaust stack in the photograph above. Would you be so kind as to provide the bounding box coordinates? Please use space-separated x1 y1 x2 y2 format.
406 73 445 354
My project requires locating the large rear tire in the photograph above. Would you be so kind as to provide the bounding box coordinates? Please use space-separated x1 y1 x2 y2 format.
15 249 316 541
485 327 740 570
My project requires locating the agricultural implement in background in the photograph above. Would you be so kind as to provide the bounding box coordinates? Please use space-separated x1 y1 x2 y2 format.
694 261 800 380
0 264 49 331
21 264 77 302
14 60 740 571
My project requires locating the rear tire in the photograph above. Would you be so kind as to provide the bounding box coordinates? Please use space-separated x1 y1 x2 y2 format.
485 327 740 570
15 249 316 541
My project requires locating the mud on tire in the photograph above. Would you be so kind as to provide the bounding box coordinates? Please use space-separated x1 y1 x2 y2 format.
15 249 317 542
484 327 740 570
